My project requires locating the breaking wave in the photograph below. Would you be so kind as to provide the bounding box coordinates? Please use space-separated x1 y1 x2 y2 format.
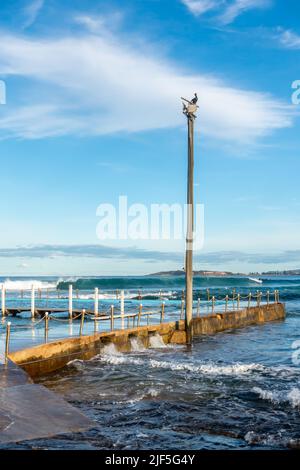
253 386 300 408
0 279 58 290
97 353 265 377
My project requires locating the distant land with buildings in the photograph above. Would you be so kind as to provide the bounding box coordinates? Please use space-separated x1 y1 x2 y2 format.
146 269 300 277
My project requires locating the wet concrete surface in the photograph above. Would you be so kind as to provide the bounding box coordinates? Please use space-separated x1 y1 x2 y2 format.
0 361 93 445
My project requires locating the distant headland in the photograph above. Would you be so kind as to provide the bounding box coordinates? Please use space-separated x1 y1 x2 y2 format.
145 269 300 277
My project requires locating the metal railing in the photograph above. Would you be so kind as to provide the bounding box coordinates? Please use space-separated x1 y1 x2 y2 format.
0 289 280 364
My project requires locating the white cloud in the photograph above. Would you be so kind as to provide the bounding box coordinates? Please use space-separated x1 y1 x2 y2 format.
276 28 300 50
181 0 222 16
74 12 123 35
218 0 270 25
23 0 44 28
182 0 271 24
0 28 293 142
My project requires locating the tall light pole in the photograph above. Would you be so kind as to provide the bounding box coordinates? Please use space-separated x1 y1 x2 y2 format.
181 94 198 345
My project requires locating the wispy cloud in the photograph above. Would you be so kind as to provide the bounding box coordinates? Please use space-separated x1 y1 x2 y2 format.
276 28 300 50
23 0 44 29
181 0 223 16
218 0 270 25
0 244 300 265
182 0 271 24
74 12 124 35
0 23 293 143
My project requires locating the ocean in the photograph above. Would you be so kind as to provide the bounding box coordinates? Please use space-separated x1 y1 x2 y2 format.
0 275 300 449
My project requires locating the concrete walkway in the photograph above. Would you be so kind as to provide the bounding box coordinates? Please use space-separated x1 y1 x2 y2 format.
0 360 92 445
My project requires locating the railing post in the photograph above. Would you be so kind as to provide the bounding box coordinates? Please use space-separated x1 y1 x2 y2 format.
5 322 11 365
207 289 210 301
212 296 215 314
225 294 228 312
237 293 240 310
69 284 73 319
197 297 200 317
267 290 270 306
79 309 85 336
138 304 142 327
110 305 114 331
160 302 165 323
94 287 99 317
44 312 49 342
248 293 252 309
232 289 236 308
1 285 6 316
257 292 261 307
31 285 35 318
120 290 125 329
277 290 280 303
181 299 185 319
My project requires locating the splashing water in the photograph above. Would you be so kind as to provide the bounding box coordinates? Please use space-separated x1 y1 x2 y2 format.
101 343 121 356
149 333 167 349
130 337 146 352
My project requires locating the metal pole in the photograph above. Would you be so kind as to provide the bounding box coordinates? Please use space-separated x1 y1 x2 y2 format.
225 294 229 312
120 290 125 329
181 299 185 319
110 305 114 331
197 298 200 317
185 113 195 345
5 322 11 365
79 309 85 336
1 286 6 316
138 304 142 327
31 285 35 318
160 302 165 323
94 287 99 317
44 312 49 343
69 284 73 319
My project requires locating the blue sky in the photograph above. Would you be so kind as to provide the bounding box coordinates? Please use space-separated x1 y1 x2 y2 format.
0 0 300 276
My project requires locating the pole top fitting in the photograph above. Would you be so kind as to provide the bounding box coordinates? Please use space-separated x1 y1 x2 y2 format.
181 93 199 119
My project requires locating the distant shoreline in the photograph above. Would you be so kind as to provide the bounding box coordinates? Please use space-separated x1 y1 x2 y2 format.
145 270 300 277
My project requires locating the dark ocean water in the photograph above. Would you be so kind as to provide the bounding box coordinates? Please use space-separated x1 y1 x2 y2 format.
1 275 300 450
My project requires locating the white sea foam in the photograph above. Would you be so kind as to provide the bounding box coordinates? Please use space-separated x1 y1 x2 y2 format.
149 334 167 349
130 337 146 352
244 431 286 447
98 354 264 376
101 343 121 356
0 279 57 290
253 386 300 408
67 359 85 370
287 388 300 408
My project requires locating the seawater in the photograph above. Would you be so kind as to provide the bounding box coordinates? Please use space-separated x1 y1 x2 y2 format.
0 275 300 450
